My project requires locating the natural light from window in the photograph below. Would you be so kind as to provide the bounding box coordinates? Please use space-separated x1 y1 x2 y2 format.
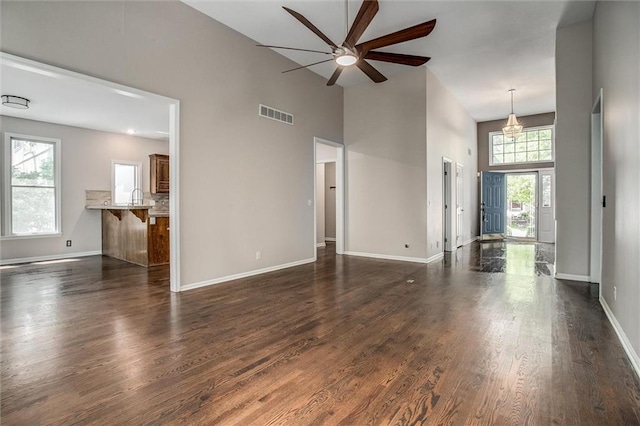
113 162 141 205
5 134 61 236
490 126 554 166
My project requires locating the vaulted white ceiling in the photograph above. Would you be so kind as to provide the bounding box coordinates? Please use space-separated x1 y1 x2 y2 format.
184 0 595 122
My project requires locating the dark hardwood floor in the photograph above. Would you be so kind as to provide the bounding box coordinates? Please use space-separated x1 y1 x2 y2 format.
1 242 639 425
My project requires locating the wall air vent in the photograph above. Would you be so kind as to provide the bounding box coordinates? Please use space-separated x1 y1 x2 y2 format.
259 104 294 126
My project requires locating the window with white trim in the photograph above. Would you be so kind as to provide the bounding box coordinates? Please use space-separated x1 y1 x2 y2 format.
112 161 142 205
4 133 61 236
489 126 554 166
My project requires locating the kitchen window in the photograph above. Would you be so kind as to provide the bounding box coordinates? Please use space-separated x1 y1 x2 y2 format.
3 133 61 237
489 126 554 166
112 161 142 205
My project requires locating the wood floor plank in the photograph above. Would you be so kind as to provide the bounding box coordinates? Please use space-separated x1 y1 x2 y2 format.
1 242 639 425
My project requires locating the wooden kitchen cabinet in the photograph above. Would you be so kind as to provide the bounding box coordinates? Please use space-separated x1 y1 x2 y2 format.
148 216 170 266
150 154 169 194
101 209 170 267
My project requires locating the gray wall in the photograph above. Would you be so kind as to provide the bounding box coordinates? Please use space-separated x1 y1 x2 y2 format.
1 1 343 287
555 20 593 278
344 68 478 261
0 116 168 262
324 162 336 239
593 1 640 364
477 112 556 172
426 69 479 257
345 69 428 259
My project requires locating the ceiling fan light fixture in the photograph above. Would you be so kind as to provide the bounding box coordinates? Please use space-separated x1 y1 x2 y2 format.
334 48 358 66
502 89 522 139
2 95 30 109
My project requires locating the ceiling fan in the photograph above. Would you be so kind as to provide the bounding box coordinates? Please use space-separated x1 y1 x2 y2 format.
258 0 436 86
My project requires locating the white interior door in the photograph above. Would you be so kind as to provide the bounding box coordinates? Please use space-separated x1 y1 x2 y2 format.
456 163 464 247
538 169 555 243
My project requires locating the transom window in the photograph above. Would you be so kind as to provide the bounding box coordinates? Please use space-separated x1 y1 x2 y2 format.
3 133 61 236
489 126 554 166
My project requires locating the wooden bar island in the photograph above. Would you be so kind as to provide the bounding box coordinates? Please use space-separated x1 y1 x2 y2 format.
87 206 170 267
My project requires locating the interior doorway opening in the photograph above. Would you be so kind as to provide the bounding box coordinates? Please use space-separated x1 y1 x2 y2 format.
314 138 344 258
590 89 603 284
443 158 453 252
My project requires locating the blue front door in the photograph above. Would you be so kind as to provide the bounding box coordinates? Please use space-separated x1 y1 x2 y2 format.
482 172 506 235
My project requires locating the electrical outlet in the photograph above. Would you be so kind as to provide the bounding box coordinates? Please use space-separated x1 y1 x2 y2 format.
66 240 72 247
256 251 261 260
614 286 617 301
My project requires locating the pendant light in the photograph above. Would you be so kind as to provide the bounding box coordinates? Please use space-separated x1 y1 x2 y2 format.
502 89 522 139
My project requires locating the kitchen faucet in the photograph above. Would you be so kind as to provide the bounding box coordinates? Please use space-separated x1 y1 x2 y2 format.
130 188 144 206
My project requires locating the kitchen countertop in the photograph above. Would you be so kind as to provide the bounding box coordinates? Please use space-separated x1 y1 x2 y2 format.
86 205 169 217
86 205 153 210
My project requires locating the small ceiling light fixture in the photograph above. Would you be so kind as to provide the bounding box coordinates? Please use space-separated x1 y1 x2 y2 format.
2 95 30 109
502 89 523 139
126 129 137 135
334 47 358 67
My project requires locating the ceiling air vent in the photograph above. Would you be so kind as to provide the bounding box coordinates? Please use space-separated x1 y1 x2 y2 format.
259 104 294 126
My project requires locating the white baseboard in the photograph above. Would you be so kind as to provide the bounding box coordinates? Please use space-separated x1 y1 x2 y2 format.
0 250 102 266
181 257 316 292
600 296 640 379
316 242 326 248
426 252 444 263
325 237 336 242
344 251 428 264
463 237 478 246
554 272 591 282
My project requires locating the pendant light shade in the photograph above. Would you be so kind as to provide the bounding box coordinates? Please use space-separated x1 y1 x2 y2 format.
502 89 522 139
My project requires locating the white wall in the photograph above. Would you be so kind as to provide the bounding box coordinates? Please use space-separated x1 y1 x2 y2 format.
593 1 640 367
0 1 343 287
316 143 337 163
555 20 593 278
0 116 168 262
315 164 325 246
345 69 428 260
426 69 478 258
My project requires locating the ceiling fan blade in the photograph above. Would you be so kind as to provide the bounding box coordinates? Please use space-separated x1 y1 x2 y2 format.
327 67 343 86
356 19 436 52
257 45 332 55
282 59 334 74
356 59 387 83
364 51 431 66
283 7 338 49
343 0 379 49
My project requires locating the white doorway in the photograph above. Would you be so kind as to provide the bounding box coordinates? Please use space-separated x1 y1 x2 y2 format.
314 138 344 257
455 163 464 248
443 158 453 252
590 89 603 284
2 53 181 292
505 172 538 240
